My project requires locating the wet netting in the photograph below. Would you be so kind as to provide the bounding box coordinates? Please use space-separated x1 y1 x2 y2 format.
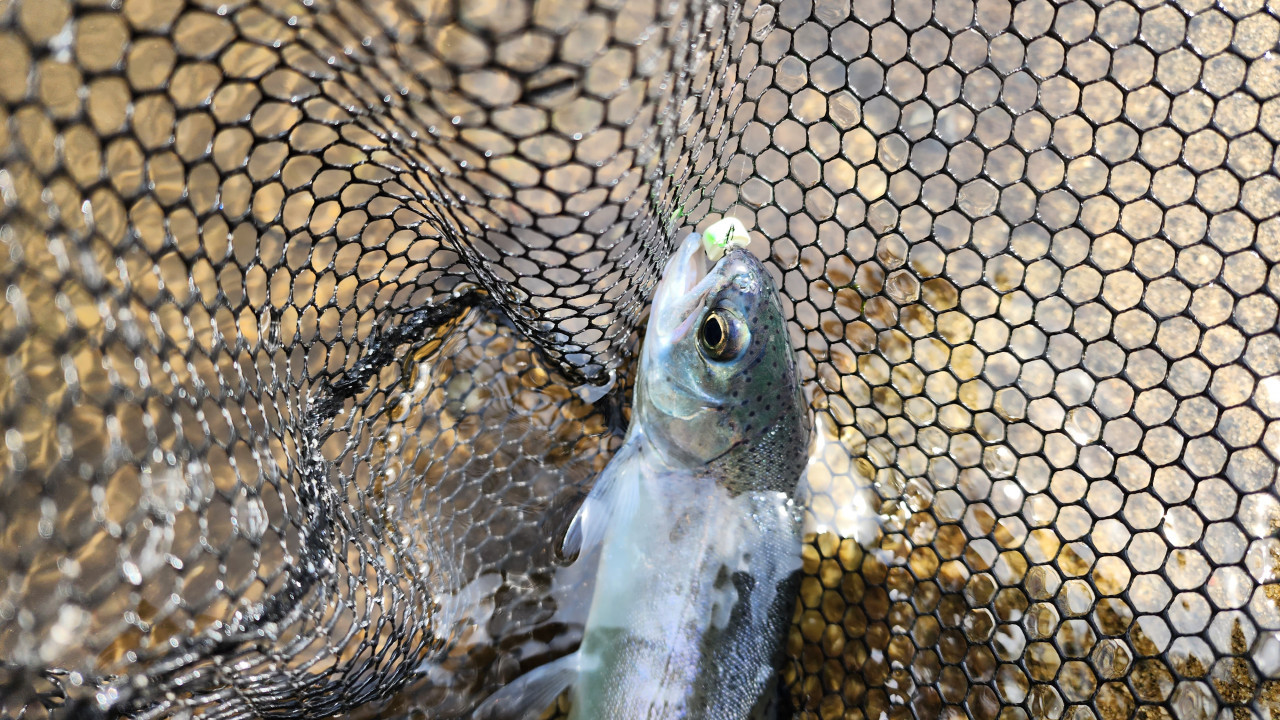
2 0 1280 718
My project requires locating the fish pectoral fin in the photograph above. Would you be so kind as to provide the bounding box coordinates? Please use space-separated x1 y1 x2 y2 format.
560 507 586 561
472 652 579 720
561 444 640 559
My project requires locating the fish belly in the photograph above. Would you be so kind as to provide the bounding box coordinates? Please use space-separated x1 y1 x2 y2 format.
570 456 800 719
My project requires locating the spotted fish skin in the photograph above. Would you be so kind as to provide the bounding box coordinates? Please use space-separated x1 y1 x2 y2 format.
475 230 809 720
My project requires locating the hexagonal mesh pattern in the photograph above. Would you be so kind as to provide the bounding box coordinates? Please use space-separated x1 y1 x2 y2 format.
1 0 1279 719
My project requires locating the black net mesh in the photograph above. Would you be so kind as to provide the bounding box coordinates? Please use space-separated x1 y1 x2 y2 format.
2 0 1280 719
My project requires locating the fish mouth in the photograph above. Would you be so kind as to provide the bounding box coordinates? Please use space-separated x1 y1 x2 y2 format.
652 232 712 322
650 234 760 345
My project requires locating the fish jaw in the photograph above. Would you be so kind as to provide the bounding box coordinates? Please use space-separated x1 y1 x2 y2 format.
648 233 715 348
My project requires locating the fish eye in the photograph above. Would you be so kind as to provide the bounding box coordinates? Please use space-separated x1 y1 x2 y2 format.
698 309 748 361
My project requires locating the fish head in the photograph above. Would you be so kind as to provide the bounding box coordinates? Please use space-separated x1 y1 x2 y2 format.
635 231 809 494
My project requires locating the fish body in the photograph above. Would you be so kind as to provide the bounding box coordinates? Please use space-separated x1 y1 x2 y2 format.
477 231 809 719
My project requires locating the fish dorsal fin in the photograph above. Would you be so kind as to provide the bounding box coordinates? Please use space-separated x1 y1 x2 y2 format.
472 652 580 720
561 440 642 559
